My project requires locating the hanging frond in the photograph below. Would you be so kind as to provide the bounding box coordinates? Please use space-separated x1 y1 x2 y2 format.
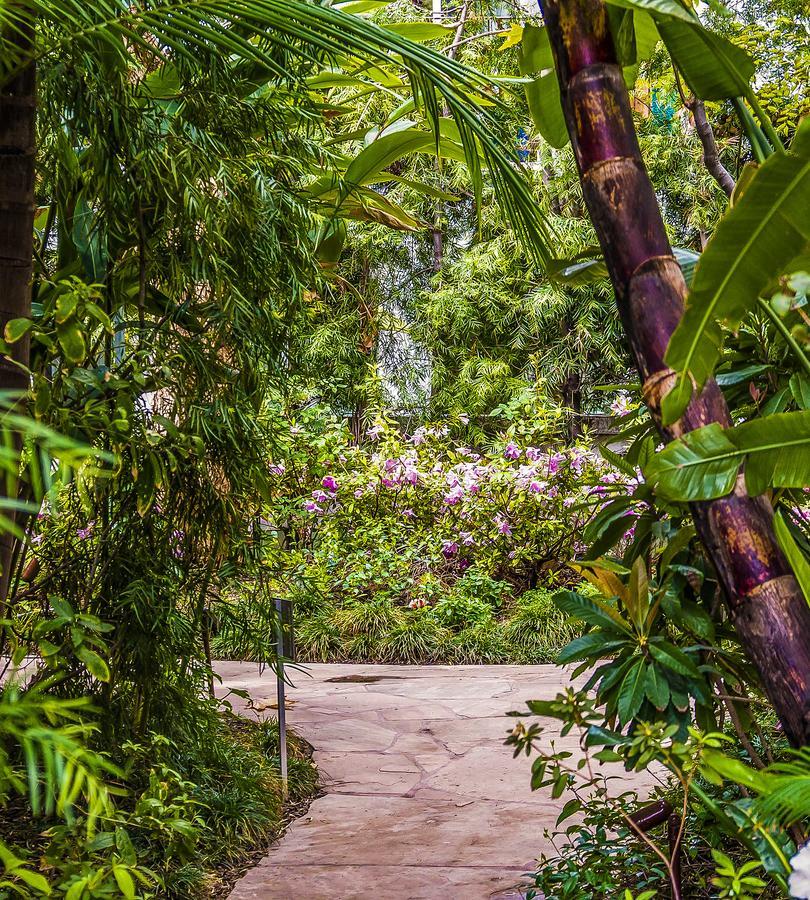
0 0 557 264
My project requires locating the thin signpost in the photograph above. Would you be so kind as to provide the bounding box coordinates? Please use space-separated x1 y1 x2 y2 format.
274 597 295 800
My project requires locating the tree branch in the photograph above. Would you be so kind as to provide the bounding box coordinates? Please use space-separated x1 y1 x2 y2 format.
688 97 736 198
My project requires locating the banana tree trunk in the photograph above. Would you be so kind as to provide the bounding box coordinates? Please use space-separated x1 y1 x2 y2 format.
541 0 810 745
0 14 35 602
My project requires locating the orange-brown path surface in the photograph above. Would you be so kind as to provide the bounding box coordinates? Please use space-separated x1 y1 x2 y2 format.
218 663 657 900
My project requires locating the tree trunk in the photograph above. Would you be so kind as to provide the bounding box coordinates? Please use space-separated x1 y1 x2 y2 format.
688 98 735 198
541 0 810 746
0 14 35 603
561 371 581 442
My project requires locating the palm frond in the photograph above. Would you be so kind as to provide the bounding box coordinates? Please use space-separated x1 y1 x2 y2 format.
1 0 556 263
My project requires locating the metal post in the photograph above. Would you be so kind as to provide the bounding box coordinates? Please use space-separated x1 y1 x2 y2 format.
274 597 295 801
276 654 288 798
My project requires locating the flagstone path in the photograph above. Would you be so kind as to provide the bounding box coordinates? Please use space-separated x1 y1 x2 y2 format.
218 663 658 900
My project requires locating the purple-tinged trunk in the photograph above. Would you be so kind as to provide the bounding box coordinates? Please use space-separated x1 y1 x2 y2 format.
0 12 35 603
541 0 810 745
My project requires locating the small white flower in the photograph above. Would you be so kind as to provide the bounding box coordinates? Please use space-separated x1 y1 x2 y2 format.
789 842 810 899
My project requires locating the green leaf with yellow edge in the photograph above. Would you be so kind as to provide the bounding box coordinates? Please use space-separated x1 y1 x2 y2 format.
76 646 110 682
56 321 87 364
4 318 33 344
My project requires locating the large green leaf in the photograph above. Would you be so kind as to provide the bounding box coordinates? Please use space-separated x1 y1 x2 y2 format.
648 638 700 678
384 22 453 42
525 71 569 149
656 21 753 100
617 659 646 722
774 511 810 607
645 411 810 501
663 119 810 423
517 25 569 149
518 24 554 76
610 0 755 100
344 125 465 186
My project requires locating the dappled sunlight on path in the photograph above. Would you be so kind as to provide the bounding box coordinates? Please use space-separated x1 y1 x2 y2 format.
218 663 657 900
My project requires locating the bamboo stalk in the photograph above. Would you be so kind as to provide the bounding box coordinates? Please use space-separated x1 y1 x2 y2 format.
540 0 810 745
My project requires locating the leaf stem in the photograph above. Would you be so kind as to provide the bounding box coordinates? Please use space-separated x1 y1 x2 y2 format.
745 90 785 154
757 297 810 379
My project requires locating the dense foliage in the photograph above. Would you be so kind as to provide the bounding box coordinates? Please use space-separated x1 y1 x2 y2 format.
0 0 808 897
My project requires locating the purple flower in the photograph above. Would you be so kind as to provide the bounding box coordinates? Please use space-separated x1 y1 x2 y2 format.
442 540 459 558
504 442 521 461
312 489 331 502
547 451 565 474
610 394 633 416
570 449 586 474
382 477 396 488
304 500 322 514
458 558 471 571
459 531 475 546
494 514 512 536
402 508 416 518
322 475 338 492
443 484 465 506
30 534 43 546
529 480 543 493
269 463 285 476
458 414 470 425
526 447 542 461
384 458 397 472
366 425 384 440
354 488 364 499
76 521 95 540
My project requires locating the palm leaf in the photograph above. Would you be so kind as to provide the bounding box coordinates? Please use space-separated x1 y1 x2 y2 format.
0 0 556 263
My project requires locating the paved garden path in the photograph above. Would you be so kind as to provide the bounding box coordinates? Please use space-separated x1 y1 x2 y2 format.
218 663 655 900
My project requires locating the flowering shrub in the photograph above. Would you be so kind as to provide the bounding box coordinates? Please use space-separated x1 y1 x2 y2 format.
212 403 628 664
273 413 614 588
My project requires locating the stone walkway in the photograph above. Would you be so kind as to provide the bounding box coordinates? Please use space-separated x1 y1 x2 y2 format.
218 663 656 900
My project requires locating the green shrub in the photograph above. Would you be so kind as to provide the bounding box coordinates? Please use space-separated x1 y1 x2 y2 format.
430 594 495 631
503 588 581 663
333 599 402 638
449 623 509 664
380 610 449 663
454 570 507 608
